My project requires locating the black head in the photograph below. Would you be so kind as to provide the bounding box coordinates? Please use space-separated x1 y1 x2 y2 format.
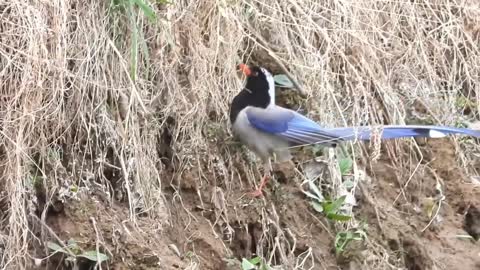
229 64 275 124
242 65 270 93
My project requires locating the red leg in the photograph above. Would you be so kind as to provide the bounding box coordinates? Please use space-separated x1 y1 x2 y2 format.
248 174 270 197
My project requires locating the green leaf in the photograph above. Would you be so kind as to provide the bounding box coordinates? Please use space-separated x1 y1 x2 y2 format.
47 242 68 254
328 195 346 213
241 258 256 270
127 2 139 81
307 180 324 201
322 201 333 214
303 191 322 202
310 201 324 213
334 232 351 253
67 239 80 253
248 256 261 265
132 0 156 22
184 251 194 258
260 263 270 270
67 239 76 246
334 228 368 255
69 185 78 193
343 179 354 190
353 228 368 239
273 74 294 88
326 213 352 221
454 121 467 128
78 251 109 262
339 158 353 176
322 195 347 214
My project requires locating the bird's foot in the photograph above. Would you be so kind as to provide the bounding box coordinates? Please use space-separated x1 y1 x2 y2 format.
248 189 264 197
247 175 270 198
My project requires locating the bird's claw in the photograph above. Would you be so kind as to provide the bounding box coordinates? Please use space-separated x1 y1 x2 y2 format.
246 175 269 198
248 189 264 197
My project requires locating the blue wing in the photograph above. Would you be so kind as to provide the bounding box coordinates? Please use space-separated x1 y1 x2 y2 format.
245 106 480 145
245 106 343 145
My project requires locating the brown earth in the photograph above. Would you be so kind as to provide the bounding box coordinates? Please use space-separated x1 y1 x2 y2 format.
27 127 480 270
2 0 480 269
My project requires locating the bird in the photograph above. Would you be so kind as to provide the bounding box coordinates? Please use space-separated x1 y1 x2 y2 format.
229 63 480 197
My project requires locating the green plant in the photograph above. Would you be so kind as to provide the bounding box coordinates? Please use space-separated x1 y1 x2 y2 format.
241 256 270 270
338 157 353 176
304 178 325 206
111 0 158 21
454 120 468 129
109 0 161 80
309 144 326 157
315 195 352 222
273 74 294 88
47 239 109 266
29 173 43 190
455 95 475 110
306 181 351 222
334 225 368 255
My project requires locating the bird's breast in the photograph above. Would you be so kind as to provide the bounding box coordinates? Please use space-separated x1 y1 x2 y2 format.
232 108 290 160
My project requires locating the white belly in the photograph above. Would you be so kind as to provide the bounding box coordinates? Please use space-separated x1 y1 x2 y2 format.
232 109 292 162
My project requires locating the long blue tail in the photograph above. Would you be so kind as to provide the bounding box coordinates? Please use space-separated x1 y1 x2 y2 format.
324 125 480 141
244 105 480 144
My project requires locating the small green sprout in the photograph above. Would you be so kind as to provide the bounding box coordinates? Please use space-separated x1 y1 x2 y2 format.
338 157 353 176
241 256 270 270
47 239 109 265
334 225 368 254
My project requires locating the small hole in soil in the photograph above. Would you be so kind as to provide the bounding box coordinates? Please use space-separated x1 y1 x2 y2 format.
77 258 98 270
464 205 480 241
230 222 262 260
34 181 64 218
387 239 400 252
402 238 432 270
103 146 122 200
273 170 288 184
247 222 258 255
157 115 175 168
47 198 65 217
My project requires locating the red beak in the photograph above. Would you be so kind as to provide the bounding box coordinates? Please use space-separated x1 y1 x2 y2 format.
239 63 252 76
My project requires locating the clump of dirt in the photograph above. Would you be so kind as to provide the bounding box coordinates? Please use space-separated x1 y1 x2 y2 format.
30 192 186 270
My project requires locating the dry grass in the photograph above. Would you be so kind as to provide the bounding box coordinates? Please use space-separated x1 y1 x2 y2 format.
0 0 479 269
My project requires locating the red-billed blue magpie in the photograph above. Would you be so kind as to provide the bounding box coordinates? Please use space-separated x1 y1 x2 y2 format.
230 64 480 197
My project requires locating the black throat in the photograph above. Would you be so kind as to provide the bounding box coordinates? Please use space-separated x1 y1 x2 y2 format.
229 72 271 124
